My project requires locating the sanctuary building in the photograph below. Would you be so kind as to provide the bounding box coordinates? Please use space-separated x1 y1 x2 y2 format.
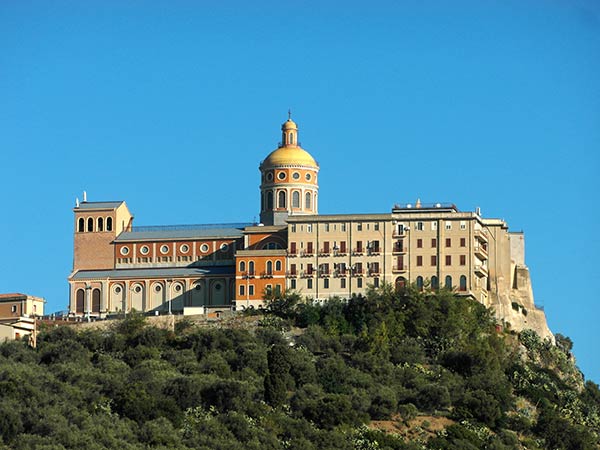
68 117 552 338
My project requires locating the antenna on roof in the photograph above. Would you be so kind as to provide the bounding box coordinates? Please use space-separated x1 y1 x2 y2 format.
75 197 80 208
83 191 87 202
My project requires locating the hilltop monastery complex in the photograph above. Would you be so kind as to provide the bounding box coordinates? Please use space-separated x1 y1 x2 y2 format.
68 117 552 339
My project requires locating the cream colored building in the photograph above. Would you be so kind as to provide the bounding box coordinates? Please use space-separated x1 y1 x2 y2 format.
68 116 552 339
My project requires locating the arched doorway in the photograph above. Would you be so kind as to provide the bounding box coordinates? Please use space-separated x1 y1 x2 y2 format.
131 284 144 312
210 279 226 306
110 284 125 312
150 283 165 311
190 280 204 307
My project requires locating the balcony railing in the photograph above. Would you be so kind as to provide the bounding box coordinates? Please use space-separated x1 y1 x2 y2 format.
260 272 274 279
301 271 314 278
474 264 488 277
392 231 407 238
319 249 331 256
286 270 298 277
353 248 364 255
392 265 407 273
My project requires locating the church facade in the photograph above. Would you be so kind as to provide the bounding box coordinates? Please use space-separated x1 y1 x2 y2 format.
68 117 552 338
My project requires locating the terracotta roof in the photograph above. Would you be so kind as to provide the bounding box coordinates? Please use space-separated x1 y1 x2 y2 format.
0 293 27 300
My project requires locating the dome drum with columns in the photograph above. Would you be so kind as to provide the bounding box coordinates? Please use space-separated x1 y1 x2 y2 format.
259 118 319 226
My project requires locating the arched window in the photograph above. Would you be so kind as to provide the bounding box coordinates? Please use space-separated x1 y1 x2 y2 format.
87 217 94 232
75 289 85 314
260 193 264 211
305 192 311 210
239 261 246 272
395 277 406 290
416 276 424 291
292 191 300 208
267 191 273 210
97 217 104 232
266 261 273 275
106 217 113 231
289 132 294 144
459 275 467 291
248 261 255 276
431 275 439 290
92 288 101 313
275 260 282 271
278 191 286 208
445 275 453 289
78 218 85 232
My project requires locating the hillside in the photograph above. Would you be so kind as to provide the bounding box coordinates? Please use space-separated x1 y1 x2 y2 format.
0 285 598 449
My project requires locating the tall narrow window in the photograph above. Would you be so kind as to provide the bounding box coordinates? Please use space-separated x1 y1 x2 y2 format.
445 275 453 289
106 217 113 231
267 191 274 209
459 275 467 291
97 217 104 232
305 192 311 209
416 276 424 291
289 132 294 144
248 261 255 276
275 260 282 271
292 191 300 208
78 218 85 232
431 276 439 290
278 191 286 208
239 261 246 272
266 261 273 275
87 217 94 232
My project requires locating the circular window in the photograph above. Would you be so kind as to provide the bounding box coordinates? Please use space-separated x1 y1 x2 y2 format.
292 172 300 180
220 243 229 252
114 286 122 294
174 284 182 292
134 286 142 293
120 246 130 256
305 173 312 181
277 171 286 180
154 285 162 292
140 246 149 255
215 283 222 291
266 172 274 182
160 245 169 254
180 244 189 253
195 284 201 291
200 243 209 253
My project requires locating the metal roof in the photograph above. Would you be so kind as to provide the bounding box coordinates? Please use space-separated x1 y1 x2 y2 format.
71 266 234 280
115 224 249 241
76 201 124 210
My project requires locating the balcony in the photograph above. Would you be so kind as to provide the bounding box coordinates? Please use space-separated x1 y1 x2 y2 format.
301 271 314 278
286 270 298 278
319 249 331 256
474 264 488 277
332 251 347 257
352 268 364 277
300 250 314 257
474 229 488 243
392 265 407 273
288 251 298 258
392 230 407 238
474 244 488 260
319 270 331 278
368 270 380 277
367 249 381 256
392 245 407 255
352 248 364 255
260 272 274 279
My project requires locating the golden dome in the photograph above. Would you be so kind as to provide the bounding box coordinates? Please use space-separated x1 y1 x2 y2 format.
262 146 318 168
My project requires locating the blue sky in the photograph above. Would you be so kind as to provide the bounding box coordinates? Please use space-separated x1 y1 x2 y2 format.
1 0 599 380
